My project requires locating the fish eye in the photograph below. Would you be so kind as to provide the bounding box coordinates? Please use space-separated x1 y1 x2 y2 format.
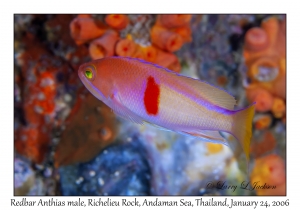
85 69 93 79
83 65 96 81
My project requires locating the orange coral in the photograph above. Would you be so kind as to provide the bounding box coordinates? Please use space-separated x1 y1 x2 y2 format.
15 124 51 163
151 25 183 52
271 97 286 118
251 154 286 195
132 46 145 60
246 85 274 112
70 17 107 45
246 56 285 100
261 17 279 49
153 47 181 72
23 101 42 125
141 45 157 62
15 70 57 163
32 71 56 115
254 114 272 130
157 14 192 28
131 45 158 61
109 14 192 73
14 34 71 163
247 56 279 82
172 25 192 43
272 70 286 99
115 38 138 57
245 27 269 52
243 17 284 63
89 30 119 60
105 14 129 30
243 16 286 120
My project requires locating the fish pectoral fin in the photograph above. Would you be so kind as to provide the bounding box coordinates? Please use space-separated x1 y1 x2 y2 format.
107 91 144 125
182 130 228 146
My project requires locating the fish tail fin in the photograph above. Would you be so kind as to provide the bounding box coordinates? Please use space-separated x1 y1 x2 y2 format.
231 103 256 162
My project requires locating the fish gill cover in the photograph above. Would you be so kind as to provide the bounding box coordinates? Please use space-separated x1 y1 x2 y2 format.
14 14 286 196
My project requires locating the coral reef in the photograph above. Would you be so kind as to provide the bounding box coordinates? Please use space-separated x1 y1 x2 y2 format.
244 17 286 103
15 31 70 163
67 14 193 73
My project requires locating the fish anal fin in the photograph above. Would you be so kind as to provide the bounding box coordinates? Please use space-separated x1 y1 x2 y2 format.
182 130 228 146
147 122 172 132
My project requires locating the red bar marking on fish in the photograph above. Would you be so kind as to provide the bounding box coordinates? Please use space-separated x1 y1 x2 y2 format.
144 76 160 115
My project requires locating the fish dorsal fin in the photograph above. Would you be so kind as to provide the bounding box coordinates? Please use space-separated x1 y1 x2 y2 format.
175 75 237 110
107 91 144 125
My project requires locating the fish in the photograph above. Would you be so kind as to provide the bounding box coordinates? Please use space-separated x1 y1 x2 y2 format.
78 56 255 160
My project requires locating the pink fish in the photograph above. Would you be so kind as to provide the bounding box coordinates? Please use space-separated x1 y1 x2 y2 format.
78 57 255 159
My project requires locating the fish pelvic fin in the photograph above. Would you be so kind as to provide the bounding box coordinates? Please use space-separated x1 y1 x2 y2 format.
231 103 256 161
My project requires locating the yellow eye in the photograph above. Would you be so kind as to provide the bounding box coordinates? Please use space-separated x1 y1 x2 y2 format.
85 69 93 79
82 65 96 81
